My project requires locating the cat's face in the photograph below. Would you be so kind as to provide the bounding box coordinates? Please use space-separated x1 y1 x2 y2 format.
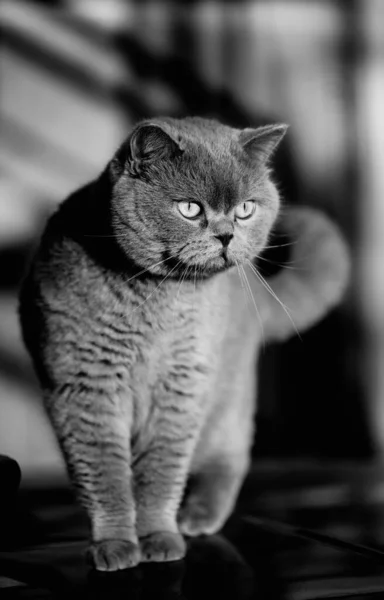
110 117 286 278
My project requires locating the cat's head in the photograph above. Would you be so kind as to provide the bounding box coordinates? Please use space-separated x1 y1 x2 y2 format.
109 117 287 278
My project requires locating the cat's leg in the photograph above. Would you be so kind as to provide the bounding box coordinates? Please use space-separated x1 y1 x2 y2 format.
178 452 249 537
133 412 202 562
178 349 257 537
178 399 253 537
45 387 139 571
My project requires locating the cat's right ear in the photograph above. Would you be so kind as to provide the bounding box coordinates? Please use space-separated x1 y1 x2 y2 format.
110 123 183 180
127 123 183 177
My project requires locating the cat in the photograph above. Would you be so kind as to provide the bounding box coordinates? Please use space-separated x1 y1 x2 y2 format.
18 117 350 571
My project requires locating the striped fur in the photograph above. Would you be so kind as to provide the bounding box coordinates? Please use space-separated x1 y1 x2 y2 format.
18 118 349 570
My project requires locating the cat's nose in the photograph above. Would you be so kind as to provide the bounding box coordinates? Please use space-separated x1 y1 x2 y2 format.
214 232 233 248
211 218 234 247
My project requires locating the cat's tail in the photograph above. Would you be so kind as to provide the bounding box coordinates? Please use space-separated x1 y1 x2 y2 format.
256 206 350 342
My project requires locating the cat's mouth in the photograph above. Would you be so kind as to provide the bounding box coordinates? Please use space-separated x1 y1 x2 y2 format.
204 251 235 273
221 248 230 263
164 251 235 278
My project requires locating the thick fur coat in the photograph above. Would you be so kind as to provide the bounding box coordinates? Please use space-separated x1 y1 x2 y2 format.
19 117 349 570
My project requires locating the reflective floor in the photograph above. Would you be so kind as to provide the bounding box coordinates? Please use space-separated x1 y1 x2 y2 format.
1 460 384 599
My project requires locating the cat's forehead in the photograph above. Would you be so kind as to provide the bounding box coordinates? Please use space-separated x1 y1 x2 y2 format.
153 117 258 210
174 157 249 214
158 116 238 156
178 139 251 211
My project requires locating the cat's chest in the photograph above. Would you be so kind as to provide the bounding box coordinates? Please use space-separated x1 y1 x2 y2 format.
120 277 233 453
114 275 229 391
127 299 214 450
122 278 219 349
135 296 213 380
126 282 220 390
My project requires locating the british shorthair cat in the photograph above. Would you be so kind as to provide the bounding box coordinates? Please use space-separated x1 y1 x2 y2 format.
19 117 349 570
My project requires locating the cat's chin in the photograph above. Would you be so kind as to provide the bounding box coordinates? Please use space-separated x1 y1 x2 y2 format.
150 255 235 280
202 255 235 275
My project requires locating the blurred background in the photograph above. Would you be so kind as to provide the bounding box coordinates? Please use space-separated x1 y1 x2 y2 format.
1 0 384 484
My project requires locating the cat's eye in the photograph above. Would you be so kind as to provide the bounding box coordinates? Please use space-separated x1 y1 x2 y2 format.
177 201 202 219
235 200 256 220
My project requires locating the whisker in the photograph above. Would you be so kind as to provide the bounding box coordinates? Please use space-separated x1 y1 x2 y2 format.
172 267 184 331
234 257 248 308
124 254 178 285
128 260 182 318
255 255 305 271
83 233 130 239
247 260 302 340
173 264 192 329
240 264 265 348
262 240 298 250
83 233 183 244
176 265 189 304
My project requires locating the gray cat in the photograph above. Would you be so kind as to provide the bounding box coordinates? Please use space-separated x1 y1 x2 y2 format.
19 117 349 571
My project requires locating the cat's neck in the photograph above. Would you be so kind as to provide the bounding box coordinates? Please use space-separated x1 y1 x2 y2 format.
128 269 223 293
125 267 231 310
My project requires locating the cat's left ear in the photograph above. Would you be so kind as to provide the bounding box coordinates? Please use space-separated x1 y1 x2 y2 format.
239 124 288 165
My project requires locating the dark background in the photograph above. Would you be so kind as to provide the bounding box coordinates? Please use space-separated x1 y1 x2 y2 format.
1 0 384 485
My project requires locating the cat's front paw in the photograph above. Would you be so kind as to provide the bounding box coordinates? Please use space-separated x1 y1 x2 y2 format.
178 500 224 537
140 531 186 563
88 539 141 571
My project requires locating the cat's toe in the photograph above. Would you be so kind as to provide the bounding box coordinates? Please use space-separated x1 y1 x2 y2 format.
140 531 186 563
88 539 141 571
178 502 223 537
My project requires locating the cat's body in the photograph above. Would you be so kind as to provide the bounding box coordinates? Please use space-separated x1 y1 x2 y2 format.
19 117 349 570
